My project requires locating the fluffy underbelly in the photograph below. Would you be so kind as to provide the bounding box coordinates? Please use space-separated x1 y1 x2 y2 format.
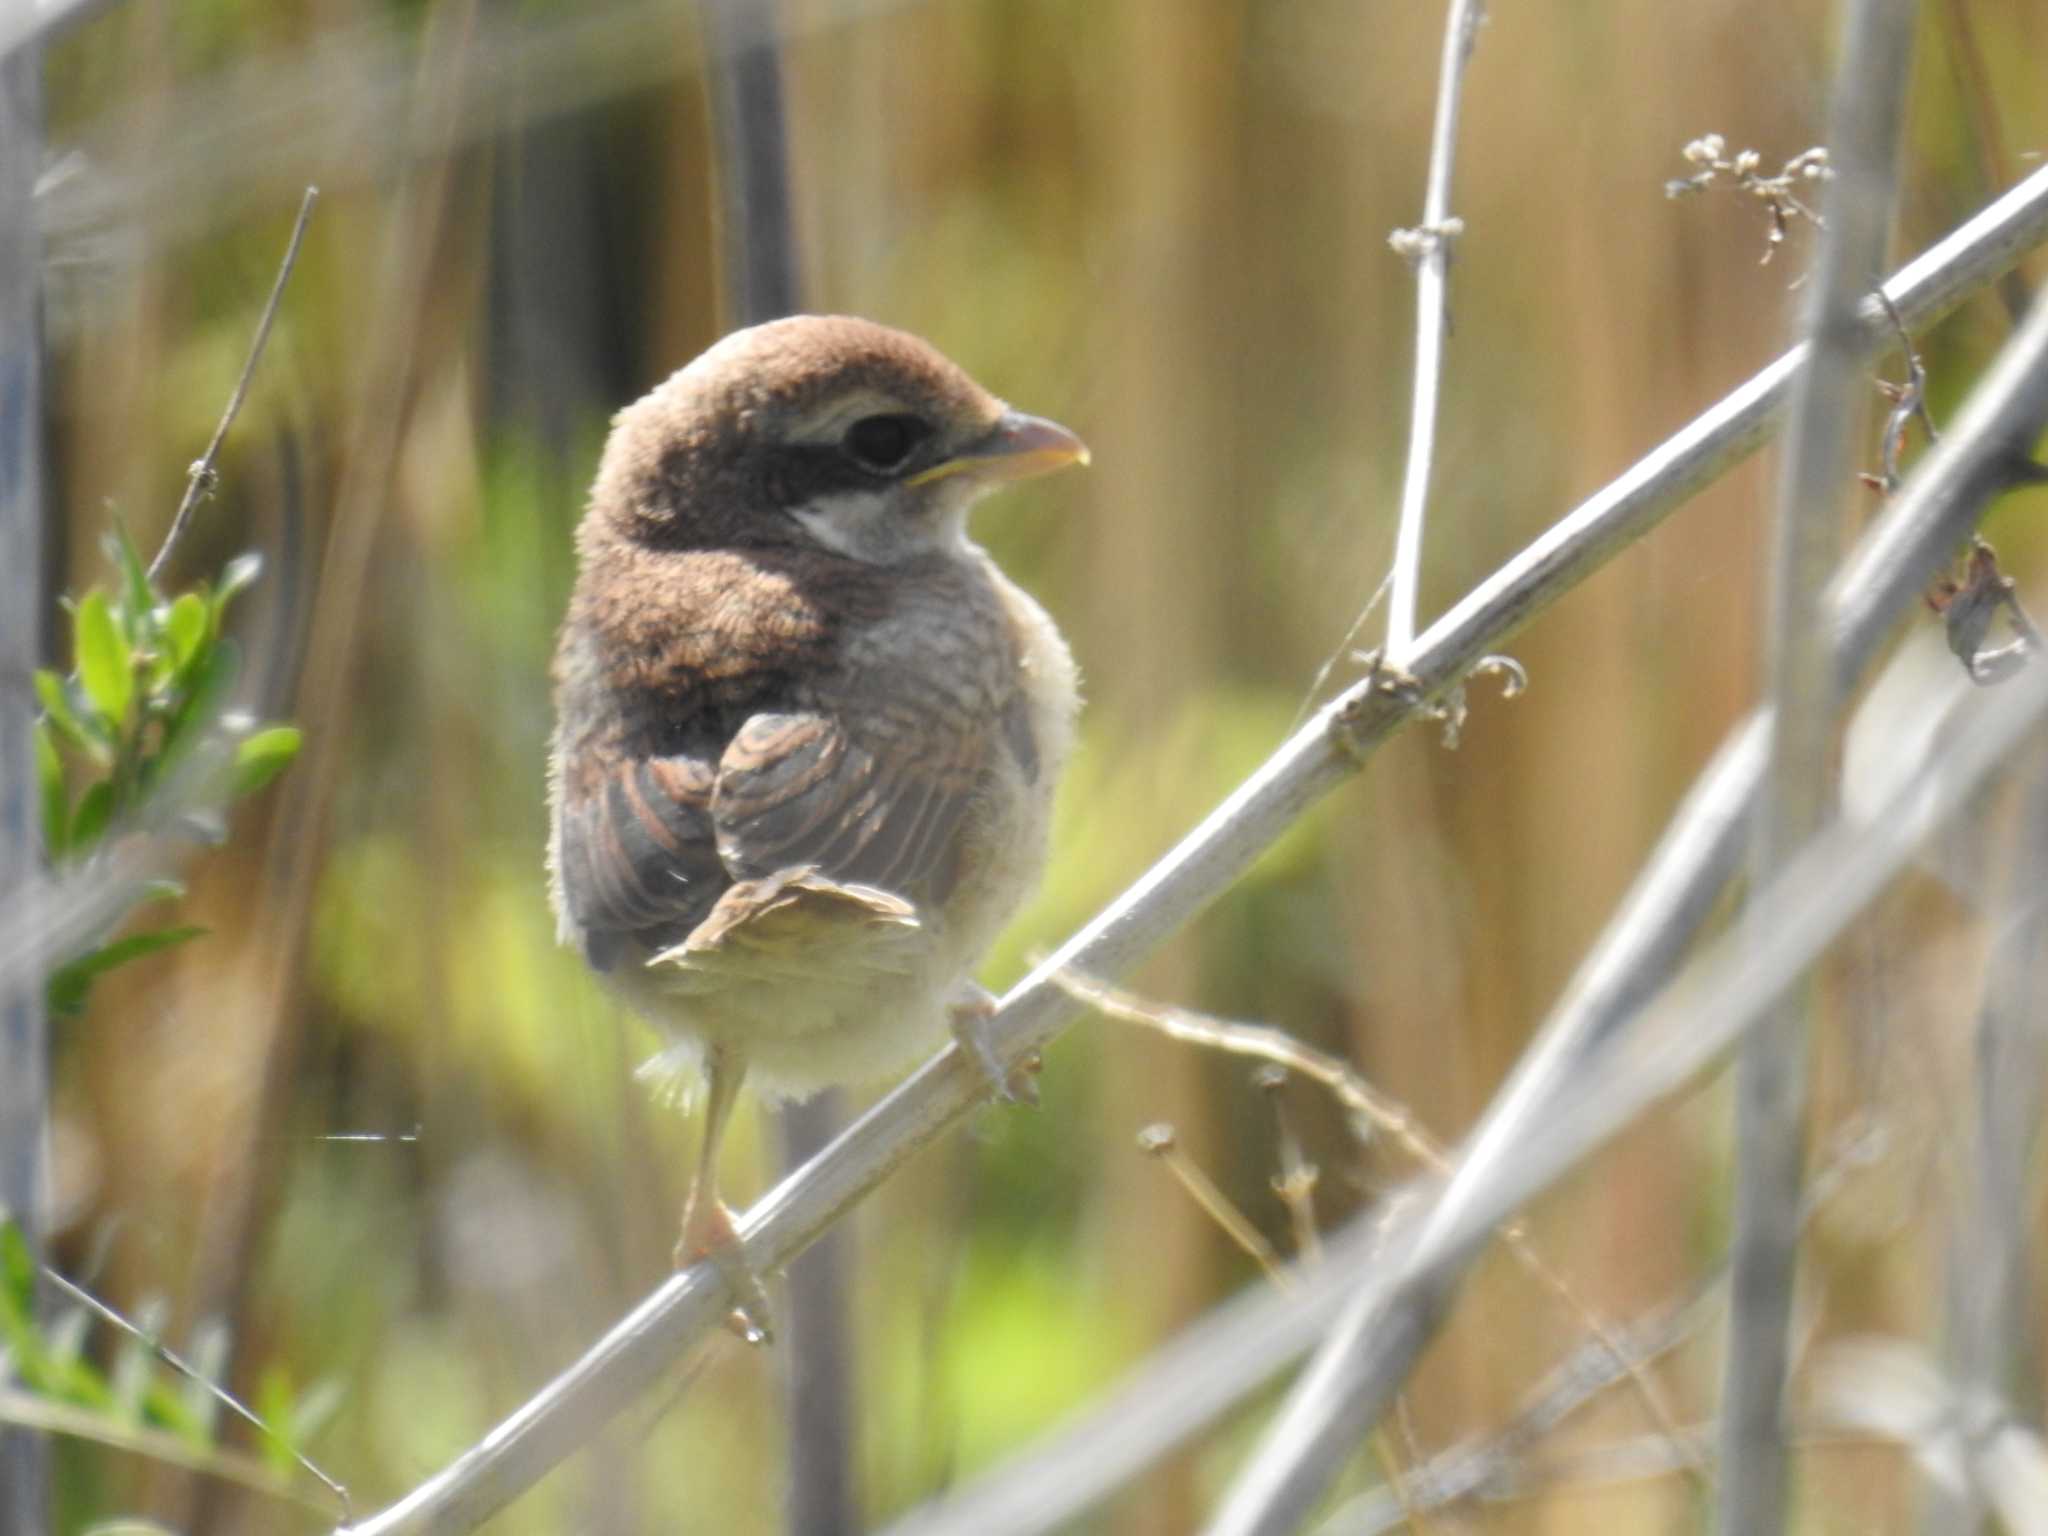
612 939 960 1099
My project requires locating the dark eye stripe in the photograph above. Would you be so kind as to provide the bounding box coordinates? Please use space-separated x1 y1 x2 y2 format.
842 413 932 472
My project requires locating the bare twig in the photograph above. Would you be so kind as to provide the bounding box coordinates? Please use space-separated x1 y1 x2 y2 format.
1052 969 1439 1161
1871 289 1934 492
1311 1282 1717 1535
896 1055 1896 1536
40 1267 350 1515
1059 969 1700 1501
1292 572 1391 736
1665 135 1833 265
1384 0 1485 662
1207 589 2048 1536
331 166 2048 1536
1138 1125 1292 1291
1208 254 2048 1536
0 1389 332 1518
1254 1069 1324 1265
147 185 318 582
1722 5 1917 1529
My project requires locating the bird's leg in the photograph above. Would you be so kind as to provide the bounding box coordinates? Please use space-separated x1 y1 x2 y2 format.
948 983 1040 1107
676 1041 774 1344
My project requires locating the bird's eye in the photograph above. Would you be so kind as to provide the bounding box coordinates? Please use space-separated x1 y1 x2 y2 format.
841 413 931 472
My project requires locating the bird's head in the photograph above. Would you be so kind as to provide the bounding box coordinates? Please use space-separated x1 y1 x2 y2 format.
590 314 1088 564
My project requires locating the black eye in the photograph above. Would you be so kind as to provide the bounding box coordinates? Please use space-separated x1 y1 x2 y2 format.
841 413 931 472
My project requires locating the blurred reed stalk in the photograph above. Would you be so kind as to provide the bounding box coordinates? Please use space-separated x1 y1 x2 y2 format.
0 32 49 1536
1722 2 1916 1530
700 0 859 1529
1927 755 2048 1532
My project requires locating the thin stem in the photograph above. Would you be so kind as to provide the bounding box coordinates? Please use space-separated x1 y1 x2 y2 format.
1063 970 1700 1495
1384 0 1485 663
1722 4 1917 1529
1139 1125 1293 1291
890 1046 1889 1536
148 185 319 583
1206 262 2048 1536
0 1389 333 1518
1309 1283 1717 1535
40 1268 350 1515
1260 1077 1324 1266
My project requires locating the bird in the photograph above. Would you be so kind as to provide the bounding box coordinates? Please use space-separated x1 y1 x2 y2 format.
547 314 1086 1334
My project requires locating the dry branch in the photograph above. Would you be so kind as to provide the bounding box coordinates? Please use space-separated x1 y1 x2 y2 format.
1383 0 1485 661
148 186 318 583
1206 263 2048 1536
1722 4 1916 1529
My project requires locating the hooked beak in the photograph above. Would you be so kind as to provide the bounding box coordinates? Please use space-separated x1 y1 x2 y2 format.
906 409 1091 489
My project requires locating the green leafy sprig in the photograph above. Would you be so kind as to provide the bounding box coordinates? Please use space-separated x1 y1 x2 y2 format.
0 1218 347 1518
33 525 301 1016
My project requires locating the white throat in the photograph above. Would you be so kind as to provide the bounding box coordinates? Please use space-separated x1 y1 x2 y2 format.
791 489 972 565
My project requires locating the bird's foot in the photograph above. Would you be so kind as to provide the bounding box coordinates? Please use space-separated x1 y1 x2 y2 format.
675 1194 775 1346
949 986 1041 1107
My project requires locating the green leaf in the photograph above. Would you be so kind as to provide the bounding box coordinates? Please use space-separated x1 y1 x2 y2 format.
108 519 156 636
35 720 66 859
5 1285 110 1407
0 1222 43 1385
149 639 243 798
0 1219 33 1313
69 780 114 856
37 668 111 763
211 552 263 632
164 592 208 677
44 1304 91 1374
108 1299 161 1424
256 1367 296 1473
232 726 301 799
181 1318 231 1439
288 1376 345 1446
75 590 134 729
46 926 206 1017
141 1375 208 1443
165 636 241 760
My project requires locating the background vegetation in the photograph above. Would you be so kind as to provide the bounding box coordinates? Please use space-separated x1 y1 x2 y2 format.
17 0 2048 1530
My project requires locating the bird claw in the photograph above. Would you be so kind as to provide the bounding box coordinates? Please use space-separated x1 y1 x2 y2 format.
675 1194 775 1345
949 988 1040 1107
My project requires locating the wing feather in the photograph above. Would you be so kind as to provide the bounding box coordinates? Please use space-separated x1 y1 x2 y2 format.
713 710 986 906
